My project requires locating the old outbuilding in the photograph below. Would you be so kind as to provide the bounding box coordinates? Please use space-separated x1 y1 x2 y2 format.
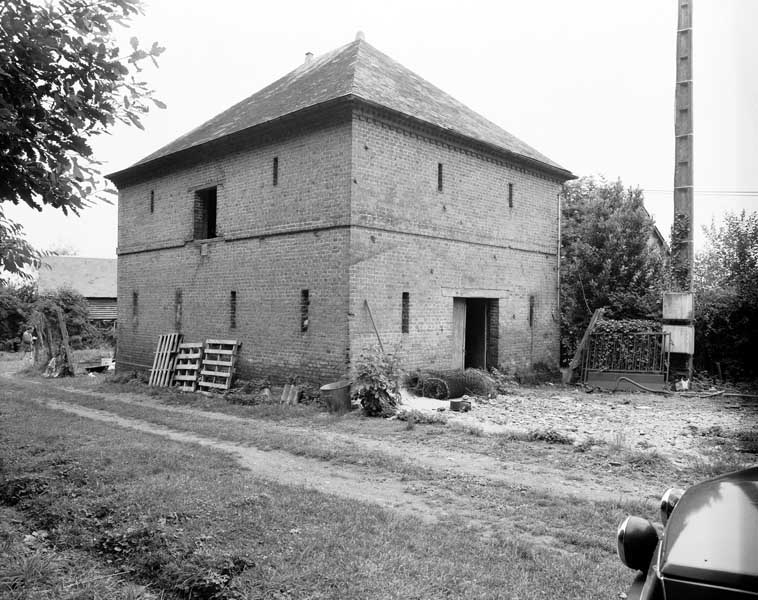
108 36 574 381
38 256 117 322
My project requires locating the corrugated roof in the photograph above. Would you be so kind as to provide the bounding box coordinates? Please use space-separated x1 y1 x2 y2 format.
38 256 116 298
128 38 570 177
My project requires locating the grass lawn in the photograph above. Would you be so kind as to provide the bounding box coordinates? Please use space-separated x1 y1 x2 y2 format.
0 388 642 599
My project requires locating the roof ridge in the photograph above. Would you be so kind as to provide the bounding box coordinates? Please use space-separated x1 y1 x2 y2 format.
113 37 571 179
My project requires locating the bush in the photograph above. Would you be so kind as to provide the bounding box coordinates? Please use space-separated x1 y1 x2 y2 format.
0 283 36 345
693 211 758 380
352 346 400 417
489 367 518 394
560 176 665 363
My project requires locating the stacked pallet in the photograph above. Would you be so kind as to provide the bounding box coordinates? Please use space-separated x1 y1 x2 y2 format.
198 339 240 392
149 333 182 386
148 335 241 392
172 343 204 392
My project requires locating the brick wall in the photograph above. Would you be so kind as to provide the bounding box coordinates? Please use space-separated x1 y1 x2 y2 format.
115 104 565 382
117 119 352 254
116 120 353 382
348 109 562 373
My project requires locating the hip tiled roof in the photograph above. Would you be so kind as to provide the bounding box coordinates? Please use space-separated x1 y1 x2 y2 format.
123 38 570 178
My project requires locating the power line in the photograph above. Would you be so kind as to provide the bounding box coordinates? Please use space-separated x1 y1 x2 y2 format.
642 189 758 197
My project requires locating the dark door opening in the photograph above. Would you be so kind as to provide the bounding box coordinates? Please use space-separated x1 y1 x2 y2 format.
465 298 488 369
452 297 499 370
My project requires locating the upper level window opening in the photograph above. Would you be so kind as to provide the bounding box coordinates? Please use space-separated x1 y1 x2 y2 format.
194 186 217 240
149 190 154 213
273 157 279 186
508 183 514 208
437 163 443 192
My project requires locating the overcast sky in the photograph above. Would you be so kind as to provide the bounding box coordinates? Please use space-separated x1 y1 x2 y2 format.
6 0 758 257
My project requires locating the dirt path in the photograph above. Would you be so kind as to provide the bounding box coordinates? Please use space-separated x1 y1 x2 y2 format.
4 371 661 505
24 394 445 523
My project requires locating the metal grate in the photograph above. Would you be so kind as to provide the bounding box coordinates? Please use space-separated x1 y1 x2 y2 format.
583 331 670 389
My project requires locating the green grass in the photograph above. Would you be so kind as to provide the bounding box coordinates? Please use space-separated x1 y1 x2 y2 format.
9 376 692 500
0 388 637 599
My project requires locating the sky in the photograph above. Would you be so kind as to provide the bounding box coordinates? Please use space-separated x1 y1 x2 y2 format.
5 0 758 258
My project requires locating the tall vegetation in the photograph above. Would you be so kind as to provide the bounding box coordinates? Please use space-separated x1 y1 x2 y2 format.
0 284 99 353
0 0 164 280
694 211 758 379
560 177 666 362
0 283 36 346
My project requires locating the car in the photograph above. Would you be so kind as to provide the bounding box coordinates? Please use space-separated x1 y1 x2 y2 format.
616 466 758 599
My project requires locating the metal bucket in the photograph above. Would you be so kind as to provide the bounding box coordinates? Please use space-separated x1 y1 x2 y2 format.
320 380 351 413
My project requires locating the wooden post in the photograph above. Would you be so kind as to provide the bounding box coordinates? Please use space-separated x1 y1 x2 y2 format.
566 307 605 382
364 299 385 353
55 306 76 376
673 0 694 290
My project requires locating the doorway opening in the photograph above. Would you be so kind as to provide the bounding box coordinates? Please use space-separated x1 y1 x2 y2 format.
452 298 499 370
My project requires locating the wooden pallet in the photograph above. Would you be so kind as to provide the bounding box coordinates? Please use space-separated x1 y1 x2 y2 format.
198 339 240 392
149 333 183 387
172 342 204 392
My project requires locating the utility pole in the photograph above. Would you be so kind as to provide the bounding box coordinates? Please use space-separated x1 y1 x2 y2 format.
664 0 695 383
673 0 694 286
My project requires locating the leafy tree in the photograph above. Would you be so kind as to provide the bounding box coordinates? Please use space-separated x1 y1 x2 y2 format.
694 211 758 379
560 176 666 362
0 282 36 344
31 287 96 359
0 0 164 278
0 212 39 283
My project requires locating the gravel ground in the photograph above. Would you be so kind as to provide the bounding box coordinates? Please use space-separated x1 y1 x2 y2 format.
401 386 758 465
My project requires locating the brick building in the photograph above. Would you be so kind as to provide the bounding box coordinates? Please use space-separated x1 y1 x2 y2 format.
108 35 574 382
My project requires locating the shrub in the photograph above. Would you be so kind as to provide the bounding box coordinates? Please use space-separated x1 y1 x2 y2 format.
351 346 400 417
489 367 517 394
0 283 36 344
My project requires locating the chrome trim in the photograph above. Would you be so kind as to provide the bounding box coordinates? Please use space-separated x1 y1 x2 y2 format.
617 516 631 567
660 487 684 525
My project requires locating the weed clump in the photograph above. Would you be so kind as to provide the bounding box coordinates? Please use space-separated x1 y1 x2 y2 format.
396 408 448 426
352 347 400 417
527 428 573 445
497 428 573 445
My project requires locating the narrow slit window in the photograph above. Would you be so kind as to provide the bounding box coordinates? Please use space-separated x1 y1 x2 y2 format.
437 163 443 192
401 292 410 333
174 289 182 331
132 290 138 327
273 156 279 186
194 186 218 239
149 190 154 213
230 291 237 329
508 183 514 208
300 289 309 332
